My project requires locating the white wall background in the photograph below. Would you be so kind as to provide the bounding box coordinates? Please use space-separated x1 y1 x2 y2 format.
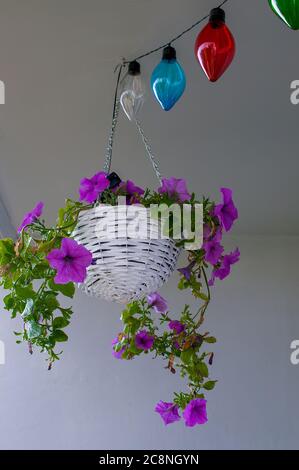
0 235 298 450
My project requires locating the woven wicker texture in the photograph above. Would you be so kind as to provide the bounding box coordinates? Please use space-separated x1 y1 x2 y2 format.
73 205 180 303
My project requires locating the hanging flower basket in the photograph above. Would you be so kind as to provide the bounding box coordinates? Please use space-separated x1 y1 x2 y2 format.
73 204 180 303
0 93 240 428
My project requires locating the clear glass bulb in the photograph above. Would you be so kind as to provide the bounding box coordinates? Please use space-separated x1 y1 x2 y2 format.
120 62 146 121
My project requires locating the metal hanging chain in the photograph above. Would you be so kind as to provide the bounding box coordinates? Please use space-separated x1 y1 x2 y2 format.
103 63 162 182
103 99 121 174
123 0 229 64
103 63 124 174
134 119 162 184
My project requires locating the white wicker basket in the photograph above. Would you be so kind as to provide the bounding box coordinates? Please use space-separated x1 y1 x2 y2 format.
73 204 180 303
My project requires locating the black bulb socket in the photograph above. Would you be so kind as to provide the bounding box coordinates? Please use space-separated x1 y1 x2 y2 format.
128 60 141 76
107 172 122 189
162 45 176 61
209 7 226 24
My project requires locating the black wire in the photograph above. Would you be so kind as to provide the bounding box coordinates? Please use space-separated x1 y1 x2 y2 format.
124 0 230 64
107 0 230 167
112 63 124 123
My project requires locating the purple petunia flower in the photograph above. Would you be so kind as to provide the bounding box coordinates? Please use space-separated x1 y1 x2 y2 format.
155 401 181 425
126 180 144 203
214 188 238 232
158 177 191 203
169 320 185 335
112 336 126 359
17 201 44 233
147 292 168 313
115 179 144 204
46 238 92 284
209 247 240 286
203 239 224 266
177 260 196 281
203 223 223 243
135 330 154 351
79 171 110 203
183 398 208 427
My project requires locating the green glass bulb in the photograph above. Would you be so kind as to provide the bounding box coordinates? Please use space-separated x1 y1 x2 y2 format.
269 0 299 30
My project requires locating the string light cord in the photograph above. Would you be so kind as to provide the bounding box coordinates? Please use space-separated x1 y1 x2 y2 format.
123 0 230 64
104 0 230 173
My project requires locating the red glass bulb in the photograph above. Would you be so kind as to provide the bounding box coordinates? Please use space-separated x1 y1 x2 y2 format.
194 8 235 82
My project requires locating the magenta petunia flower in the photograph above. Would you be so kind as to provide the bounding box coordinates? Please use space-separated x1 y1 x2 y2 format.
183 398 208 427
209 248 240 286
158 177 191 203
115 179 145 204
112 336 126 359
17 201 44 233
177 260 196 281
203 239 224 265
79 171 110 203
169 320 185 334
155 401 181 425
214 188 238 232
147 292 168 313
135 330 154 351
46 238 92 284
126 180 144 201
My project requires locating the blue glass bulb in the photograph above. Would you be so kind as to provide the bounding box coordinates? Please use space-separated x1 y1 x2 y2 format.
151 46 186 111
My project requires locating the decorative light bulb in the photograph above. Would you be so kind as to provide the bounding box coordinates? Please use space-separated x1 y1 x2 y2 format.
120 61 146 121
268 0 299 30
151 46 186 111
194 8 235 82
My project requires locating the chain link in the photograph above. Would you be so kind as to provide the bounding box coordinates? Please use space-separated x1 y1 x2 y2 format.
103 99 121 174
134 119 162 184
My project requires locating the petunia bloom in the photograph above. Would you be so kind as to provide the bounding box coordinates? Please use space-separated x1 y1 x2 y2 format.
209 247 240 286
177 260 196 281
147 292 168 313
158 177 191 203
17 201 44 233
46 238 92 284
112 336 126 359
203 239 224 266
155 401 181 425
135 330 154 351
79 171 110 203
169 320 185 335
183 398 208 427
214 188 238 232
126 180 145 204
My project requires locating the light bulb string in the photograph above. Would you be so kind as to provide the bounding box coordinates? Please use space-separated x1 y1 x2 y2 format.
104 0 230 173
123 0 230 64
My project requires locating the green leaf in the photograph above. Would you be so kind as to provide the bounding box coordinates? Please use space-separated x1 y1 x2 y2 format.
198 362 209 378
180 349 194 364
203 380 217 391
178 278 188 290
15 286 35 300
22 298 34 319
3 293 15 310
53 317 70 329
48 280 75 299
52 329 68 342
27 320 42 339
31 262 49 279
44 293 59 312
0 238 15 265
204 336 217 344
